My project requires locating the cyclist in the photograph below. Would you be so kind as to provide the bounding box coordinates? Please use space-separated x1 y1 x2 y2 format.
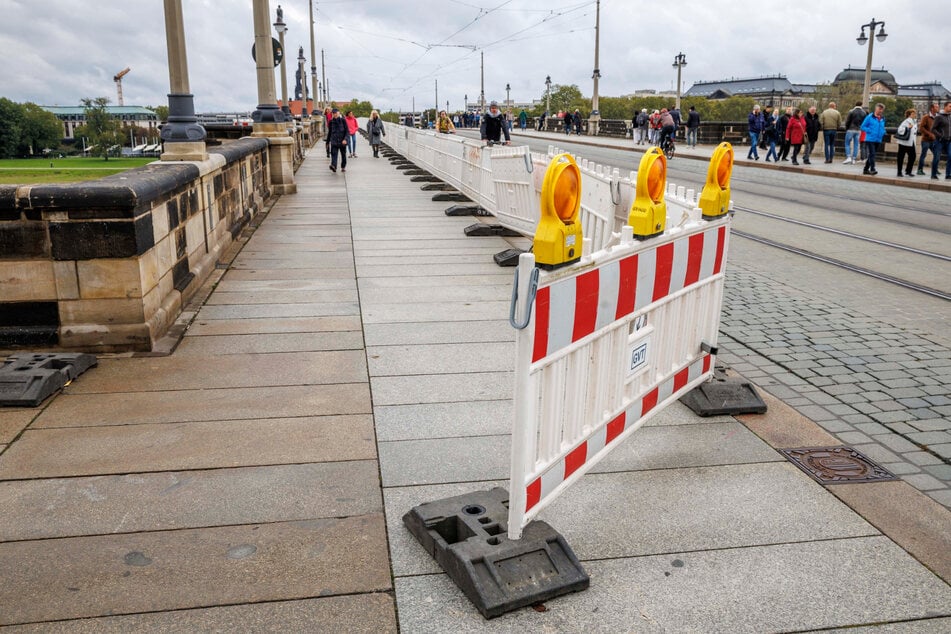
436 110 456 134
480 101 511 146
658 108 676 153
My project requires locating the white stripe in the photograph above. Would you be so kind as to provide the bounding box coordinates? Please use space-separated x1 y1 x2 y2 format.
688 358 704 382
634 248 656 310
596 261 620 330
699 228 718 279
587 425 608 457
547 279 576 354
540 461 564 501
669 236 689 294
657 375 674 403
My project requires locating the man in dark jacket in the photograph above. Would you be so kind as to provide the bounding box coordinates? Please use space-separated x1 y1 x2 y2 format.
747 105 764 160
327 109 349 173
803 106 820 165
843 102 866 164
685 106 700 147
917 103 938 175
777 107 792 161
930 101 951 180
480 101 511 145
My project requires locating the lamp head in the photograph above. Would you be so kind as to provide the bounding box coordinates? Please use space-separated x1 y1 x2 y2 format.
856 30 868 45
876 27 887 42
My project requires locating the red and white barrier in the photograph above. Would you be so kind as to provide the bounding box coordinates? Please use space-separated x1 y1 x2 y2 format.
507 216 730 539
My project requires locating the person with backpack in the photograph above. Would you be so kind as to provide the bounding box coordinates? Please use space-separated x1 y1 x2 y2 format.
634 109 649 145
843 102 866 164
894 108 918 178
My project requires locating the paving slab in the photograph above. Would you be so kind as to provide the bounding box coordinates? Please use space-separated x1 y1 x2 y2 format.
379 422 782 487
393 537 951 632
0 594 397 633
213 278 357 292
0 410 38 444
0 414 376 478
195 301 359 319
358 274 512 289
66 351 367 393
204 289 360 305
0 461 381 541
371 371 512 406
185 315 362 336
173 331 364 356
359 284 511 304
31 383 371 427
363 320 512 346
357 263 513 278
221 268 357 281
375 399 512 441
367 342 512 376
362 300 511 323
0 516 391 626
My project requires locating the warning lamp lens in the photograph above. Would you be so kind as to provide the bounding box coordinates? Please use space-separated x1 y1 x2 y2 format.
716 150 733 187
647 156 665 201
553 164 580 221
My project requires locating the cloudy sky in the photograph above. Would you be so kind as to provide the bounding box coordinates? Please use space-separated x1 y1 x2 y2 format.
1 0 948 115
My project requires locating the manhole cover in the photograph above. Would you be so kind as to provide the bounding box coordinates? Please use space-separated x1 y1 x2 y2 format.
780 446 897 484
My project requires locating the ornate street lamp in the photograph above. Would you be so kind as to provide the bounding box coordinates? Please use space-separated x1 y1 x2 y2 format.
273 6 290 117
856 19 887 108
545 75 551 117
672 52 687 111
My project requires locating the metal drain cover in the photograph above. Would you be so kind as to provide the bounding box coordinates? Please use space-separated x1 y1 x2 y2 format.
780 446 897 484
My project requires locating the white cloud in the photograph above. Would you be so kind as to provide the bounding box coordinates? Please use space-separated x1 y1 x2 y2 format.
0 0 947 114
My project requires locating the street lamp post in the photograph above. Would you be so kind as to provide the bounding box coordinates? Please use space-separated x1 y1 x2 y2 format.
273 6 290 118
856 18 887 109
672 52 687 111
589 0 601 135
480 51 485 114
297 45 308 120
159 0 207 161
545 75 551 118
309 0 319 114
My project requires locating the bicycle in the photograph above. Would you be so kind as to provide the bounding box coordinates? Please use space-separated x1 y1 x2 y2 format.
659 135 675 160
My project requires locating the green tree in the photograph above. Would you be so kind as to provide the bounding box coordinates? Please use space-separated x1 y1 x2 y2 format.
876 97 914 126
18 102 63 155
711 96 755 122
0 98 24 158
544 84 586 115
380 111 399 124
345 99 374 118
77 97 122 160
150 105 169 122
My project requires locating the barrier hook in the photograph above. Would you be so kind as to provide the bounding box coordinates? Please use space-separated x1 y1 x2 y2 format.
509 265 539 330
610 178 621 205
523 152 534 173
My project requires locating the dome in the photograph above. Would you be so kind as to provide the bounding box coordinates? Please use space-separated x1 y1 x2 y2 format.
834 66 897 90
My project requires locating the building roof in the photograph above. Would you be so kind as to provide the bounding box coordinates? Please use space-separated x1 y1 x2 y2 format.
834 66 897 89
42 105 158 116
897 82 951 100
684 75 794 98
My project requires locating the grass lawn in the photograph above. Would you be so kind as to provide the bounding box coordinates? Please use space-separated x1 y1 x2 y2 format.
0 157 156 185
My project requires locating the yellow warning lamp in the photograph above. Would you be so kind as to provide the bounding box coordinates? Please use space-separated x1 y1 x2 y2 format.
533 153 583 270
628 148 667 240
698 142 734 219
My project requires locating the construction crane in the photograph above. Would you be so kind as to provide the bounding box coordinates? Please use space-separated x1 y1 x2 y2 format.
114 67 131 106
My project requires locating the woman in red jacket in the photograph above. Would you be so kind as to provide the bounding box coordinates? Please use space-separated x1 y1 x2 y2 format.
785 108 807 165
345 110 360 158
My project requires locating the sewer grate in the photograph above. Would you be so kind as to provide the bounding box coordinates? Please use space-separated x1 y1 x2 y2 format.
780 446 897 484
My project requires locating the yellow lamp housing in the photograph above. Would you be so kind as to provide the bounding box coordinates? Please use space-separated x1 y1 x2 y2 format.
533 153 583 270
628 147 667 240
698 142 734 219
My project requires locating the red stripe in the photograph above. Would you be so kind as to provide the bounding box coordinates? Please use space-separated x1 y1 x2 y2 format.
652 243 674 302
572 270 599 341
606 412 626 445
641 388 659 416
673 367 690 392
564 443 587 479
526 478 541 511
532 286 551 363
703 354 712 373
615 255 637 319
713 226 726 274
685 233 704 287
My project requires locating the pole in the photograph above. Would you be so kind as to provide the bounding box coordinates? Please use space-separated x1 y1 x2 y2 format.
435 78 438 116
298 46 308 120
321 48 327 105
480 51 485 113
309 0 319 113
275 17 289 117
160 0 206 159
591 0 600 115
862 32 875 109
251 0 283 124
545 76 551 117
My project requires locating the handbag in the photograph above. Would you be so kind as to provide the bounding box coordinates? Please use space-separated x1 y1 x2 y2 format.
895 125 911 141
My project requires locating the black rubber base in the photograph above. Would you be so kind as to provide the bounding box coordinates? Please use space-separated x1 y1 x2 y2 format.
433 192 471 202
444 205 490 216
0 353 98 406
464 223 522 237
493 248 524 266
403 487 589 619
679 366 768 416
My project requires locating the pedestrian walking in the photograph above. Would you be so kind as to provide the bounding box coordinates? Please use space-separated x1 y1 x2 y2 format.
572 109 583 135
930 101 951 180
366 109 385 158
563 111 572 135
777 107 793 161
480 101 511 145
785 109 806 165
747 105 764 160
345 110 359 158
436 110 456 134
538 111 547 131
685 106 700 147
518 109 527 131
327 108 348 173
763 113 780 162
860 103 886 176
819 101 842 163
917 103 938 175
323 106 333 158
843 102 866 164
635 108 649 145
895 108 918 178
803 106 819 164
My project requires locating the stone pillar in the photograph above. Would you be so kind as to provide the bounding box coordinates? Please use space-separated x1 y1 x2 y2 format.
160 0 208 161
250 0 296 194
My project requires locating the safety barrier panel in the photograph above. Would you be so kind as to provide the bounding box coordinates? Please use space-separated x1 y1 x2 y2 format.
507 215 729 539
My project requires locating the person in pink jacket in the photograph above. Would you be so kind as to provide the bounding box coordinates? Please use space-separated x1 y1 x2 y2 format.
785 108 807 166
345 110 359 158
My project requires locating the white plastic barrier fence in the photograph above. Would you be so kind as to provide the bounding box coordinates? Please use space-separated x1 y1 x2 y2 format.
507 214 730 539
